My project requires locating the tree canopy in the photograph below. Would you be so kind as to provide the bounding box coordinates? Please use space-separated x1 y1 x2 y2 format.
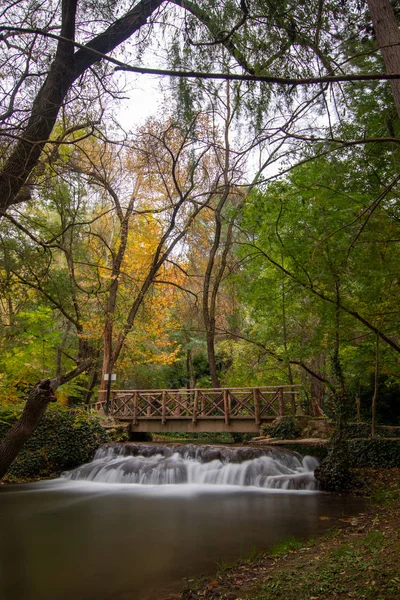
1 0 400 477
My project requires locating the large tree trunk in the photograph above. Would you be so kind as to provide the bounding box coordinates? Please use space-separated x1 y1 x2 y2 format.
0 0 164 216
0 379 56 479
205 325 221 388
202 208 226 389
367 0 400 119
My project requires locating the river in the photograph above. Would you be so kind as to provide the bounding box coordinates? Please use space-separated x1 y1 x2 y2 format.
0 444 365 600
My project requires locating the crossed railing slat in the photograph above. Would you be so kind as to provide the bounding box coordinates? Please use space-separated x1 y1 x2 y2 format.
94 386 301 424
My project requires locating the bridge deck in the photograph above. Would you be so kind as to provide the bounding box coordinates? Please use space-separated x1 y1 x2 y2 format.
94 386 301 433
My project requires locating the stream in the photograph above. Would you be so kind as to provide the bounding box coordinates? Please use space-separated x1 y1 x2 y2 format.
0 444 365 600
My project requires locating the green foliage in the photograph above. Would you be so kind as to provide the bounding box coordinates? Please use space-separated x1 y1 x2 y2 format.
343 422 400 439
226 70 400 403
231 432 254 444
371 487 400 506
260 416 301 440
342 422 372 438
314 436 357 493
315 435 400 492
348 438 400 469
1 0 399 422
106 423 130 442
0 405 108 482
269 537 303 557
0 307 63 402
155 431 243 444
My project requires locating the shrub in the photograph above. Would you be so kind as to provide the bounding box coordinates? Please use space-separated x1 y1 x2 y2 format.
348 438 400 468
342 422 372 438
0 405 108 482
260 416 301 440
314 436 358 493
342 423 400 439
314 436 400 492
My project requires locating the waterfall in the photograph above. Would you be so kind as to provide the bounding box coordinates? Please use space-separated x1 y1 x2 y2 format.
63 444 320 490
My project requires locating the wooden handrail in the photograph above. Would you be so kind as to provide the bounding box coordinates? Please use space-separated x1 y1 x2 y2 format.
100 385 301 394
92 386 302 427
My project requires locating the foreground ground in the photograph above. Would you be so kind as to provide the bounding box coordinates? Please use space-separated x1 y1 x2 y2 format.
165 469 400 600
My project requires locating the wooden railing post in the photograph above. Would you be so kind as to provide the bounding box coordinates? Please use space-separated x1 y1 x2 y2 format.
223 389 230 425
185 394 189 415
278 387 284 416
253 388 260 425
192 390 198 424
133 391 138 425
295 391 300 415
147 396 152 416
201 392 206 416
175 392 181 416
291 387 296 414
162 391 166 425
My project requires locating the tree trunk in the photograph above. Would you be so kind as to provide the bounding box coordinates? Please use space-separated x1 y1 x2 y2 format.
206 326 221 388
0 379 56 479
186 347 196 389
310 360 327 416
371 332 379 437
332 280 346 435
367 0 400 119
202 199 225 389
84 368 99 404
281 273 297 412
0 0 164 215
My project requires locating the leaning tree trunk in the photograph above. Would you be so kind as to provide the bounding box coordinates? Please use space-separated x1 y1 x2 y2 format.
0 379 56 479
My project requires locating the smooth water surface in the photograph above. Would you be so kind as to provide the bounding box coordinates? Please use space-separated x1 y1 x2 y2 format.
0 478 364 600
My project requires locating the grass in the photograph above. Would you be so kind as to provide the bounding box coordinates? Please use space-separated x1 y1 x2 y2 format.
251 528 399 600
268 537 304 557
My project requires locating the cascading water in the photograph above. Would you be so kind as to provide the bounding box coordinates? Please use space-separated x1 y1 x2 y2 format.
63 443 320 490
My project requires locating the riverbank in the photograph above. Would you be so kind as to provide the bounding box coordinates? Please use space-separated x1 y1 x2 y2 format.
170 469 400 600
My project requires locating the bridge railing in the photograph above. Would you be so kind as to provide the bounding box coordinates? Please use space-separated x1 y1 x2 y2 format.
95 385 301 425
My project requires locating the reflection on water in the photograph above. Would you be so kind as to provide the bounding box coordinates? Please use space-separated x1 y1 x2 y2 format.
0 480 364 600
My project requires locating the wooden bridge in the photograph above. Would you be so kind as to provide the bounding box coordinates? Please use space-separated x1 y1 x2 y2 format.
94 386 301 433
